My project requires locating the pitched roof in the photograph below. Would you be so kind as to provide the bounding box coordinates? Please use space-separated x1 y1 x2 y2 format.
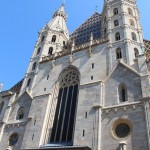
144 39 150 51
70 12 102 45
0 79 24 98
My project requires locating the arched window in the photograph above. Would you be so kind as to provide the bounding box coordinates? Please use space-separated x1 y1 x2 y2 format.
37 47 41 55
104 16 107 23
131 32 137 41
48 47 53 55
51 35 56 43
32 62 36 70
128 8 133 15
27 78 31 87
41 36 45 42
115 32 121 41
17 107 24 120
0 102 4 115
116 48 122 59
104 28 107 37
130 19 135 27
134 48 139 57
50 67 80 145
118 83 127 102
9 133 19 146
114 19 119 27
114 8 118 15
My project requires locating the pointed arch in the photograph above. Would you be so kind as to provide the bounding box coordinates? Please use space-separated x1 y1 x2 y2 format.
116 48 122 59
51 35 57 43
48 47 53 55
37 47 41 55
32 62 37 70
50 66 80 145
27 78 31 87
16 107 24 120
41 36 45 42
118 83 127 102
131 32 137 41
115 32 121 41
114 8 118 15
128 8 133 15
129 19 135 27
134 48 139 57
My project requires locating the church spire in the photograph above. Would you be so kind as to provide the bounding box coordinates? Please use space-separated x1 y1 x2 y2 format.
47 3 69 39
53 3 67 20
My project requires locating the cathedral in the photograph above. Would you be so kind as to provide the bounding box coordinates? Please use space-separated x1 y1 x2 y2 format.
1 0 150 149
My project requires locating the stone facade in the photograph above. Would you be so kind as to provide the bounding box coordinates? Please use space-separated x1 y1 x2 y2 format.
0 0 150 150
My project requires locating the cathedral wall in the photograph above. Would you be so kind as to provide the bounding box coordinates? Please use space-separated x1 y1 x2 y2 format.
0 125 26 150
32 43 108 97
21 94 51 149
8 93 31 122
74 82 102 148
105 64 142 107
101 106 148 150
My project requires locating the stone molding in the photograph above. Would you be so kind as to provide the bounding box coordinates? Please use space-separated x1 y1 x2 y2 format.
102 102 143 115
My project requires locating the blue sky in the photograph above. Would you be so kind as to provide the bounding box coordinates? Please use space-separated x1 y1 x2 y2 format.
0 0 150 91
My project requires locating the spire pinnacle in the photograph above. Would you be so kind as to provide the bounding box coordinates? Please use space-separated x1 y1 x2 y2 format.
53 3 67 20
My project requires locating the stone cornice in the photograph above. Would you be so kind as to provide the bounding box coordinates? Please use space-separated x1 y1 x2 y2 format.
40 38 108 64
102 101 143 115
5 118 32 129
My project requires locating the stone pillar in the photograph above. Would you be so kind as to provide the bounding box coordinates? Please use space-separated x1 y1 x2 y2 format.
143 98 150 150
119 142 127 150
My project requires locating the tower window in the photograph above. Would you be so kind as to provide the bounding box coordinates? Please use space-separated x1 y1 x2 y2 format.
134 48 139 57
92 63 94 69
118 83 127 102
131 32 137 41
128 8 133 15
83 130 85 137
0 102 4 115
41 36 45 42
32 62 37 70
9 133 19 146
114 19 119 27
48 47 53 55
130 19 135 27
115 32 121 41
114 8 118 15
47 75 49 80
116 48 122 59
104 16 107 23
51 35 56 43
91 76 93 80
17 107 24 120
37 47 41 55
104 28 107 37
27 78 31 87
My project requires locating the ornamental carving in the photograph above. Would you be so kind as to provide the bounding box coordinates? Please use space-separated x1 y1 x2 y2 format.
59 68 79 88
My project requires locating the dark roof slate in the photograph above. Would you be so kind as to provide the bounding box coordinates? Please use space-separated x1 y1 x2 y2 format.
70 12 102 45
144 39 150 51
0 79 24 98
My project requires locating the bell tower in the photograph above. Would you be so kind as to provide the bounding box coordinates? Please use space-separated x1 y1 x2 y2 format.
102 0 145 72
20 3 69 95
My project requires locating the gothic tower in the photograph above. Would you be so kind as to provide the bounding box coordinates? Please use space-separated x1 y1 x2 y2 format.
0 1 150 150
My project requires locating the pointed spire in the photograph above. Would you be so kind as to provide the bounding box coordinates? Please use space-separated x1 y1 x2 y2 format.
53 3 67 20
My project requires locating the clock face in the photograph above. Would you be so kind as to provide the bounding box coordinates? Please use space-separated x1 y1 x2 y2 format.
115 123 130 138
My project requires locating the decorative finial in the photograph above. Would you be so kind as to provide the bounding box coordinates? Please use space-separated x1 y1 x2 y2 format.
62 0 65 6
95 5 98 12
0 82 4 92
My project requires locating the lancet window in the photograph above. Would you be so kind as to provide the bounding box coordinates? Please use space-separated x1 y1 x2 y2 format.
50 67 80 145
